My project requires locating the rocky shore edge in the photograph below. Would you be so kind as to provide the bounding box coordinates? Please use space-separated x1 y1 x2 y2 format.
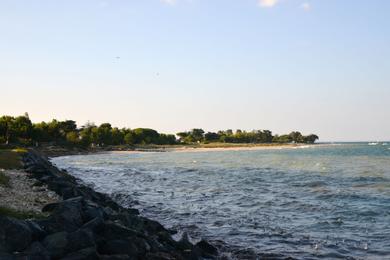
0 149 219 259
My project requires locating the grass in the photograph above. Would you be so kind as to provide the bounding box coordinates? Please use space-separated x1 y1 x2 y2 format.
0 171 11 187
0 206 47 220
0 149 24 169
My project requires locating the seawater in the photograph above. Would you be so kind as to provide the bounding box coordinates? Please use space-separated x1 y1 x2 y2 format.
52 144 390 259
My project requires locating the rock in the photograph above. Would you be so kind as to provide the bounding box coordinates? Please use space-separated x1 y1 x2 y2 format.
26 220 47 241
178 232 193 250
50 197 84 232
67 229 95 252
99 254 132 260
0 216 33 253
83 201 107 221
61 246 98 260
23 241 50 259
82 217 105 233
100 222 140 240
98 239 139 256
41 202 59 213
195 240 218 257
42 231 69 258
0 252 14 260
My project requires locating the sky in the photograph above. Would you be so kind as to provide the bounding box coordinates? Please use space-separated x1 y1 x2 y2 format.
1 0 390 141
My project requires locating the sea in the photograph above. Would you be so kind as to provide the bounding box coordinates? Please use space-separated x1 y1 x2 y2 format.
51 143 390 259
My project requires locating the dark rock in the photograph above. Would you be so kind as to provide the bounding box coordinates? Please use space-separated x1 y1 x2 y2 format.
26 220 47 241
195 240 218 257
100 222 140 240
0 216 33 252
42 202 59 213
99 239 138 256
67 229 95 252
83 201 106 222
42 231 69 258
145 252 178 260
177 232 193 251
50 197 84 232
82 217 104 233
0 252 14 260
99 254 132 260
23 241 50 259
61 246 98 260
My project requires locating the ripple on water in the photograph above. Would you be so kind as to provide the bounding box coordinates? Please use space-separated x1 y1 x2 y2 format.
51 144 390 259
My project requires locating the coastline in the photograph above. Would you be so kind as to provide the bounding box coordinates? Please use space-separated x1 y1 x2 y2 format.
0 149 221 259
0 148 296 259
37 143 319 158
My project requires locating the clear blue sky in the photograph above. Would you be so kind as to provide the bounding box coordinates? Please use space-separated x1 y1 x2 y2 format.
1 0 389 141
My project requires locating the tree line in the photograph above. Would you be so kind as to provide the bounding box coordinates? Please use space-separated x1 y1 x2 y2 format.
0 114 176 147
177 129 319 144
0 114 319 147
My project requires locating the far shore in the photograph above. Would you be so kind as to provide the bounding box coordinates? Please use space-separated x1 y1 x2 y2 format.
110 142 320 153
19 142 326 158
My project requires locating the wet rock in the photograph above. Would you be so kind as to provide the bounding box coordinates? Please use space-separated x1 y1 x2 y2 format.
61 246 98 260
0 252 14 260
83 200 107 221
50 197 84 232
99 239 139 256
99 254 132 260
26 220 47 241
67 229 96 252
23 241 50 259
0 216 32 252
195 239 218 257
42 231 69 258
100 222 140 240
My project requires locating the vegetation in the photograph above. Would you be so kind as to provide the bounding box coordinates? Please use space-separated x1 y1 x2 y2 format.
0 172 11 187
0 113 319 148
177 129 319 144
0 113 176 148
0 206 47 220
0 150 23 169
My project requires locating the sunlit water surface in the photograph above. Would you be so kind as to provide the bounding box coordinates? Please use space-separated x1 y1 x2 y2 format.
52 144 390 259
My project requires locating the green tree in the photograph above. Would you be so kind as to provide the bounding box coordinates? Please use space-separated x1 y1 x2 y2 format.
66 131 80 145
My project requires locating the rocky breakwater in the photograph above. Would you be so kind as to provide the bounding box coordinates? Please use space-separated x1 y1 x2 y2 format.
0 149 218 259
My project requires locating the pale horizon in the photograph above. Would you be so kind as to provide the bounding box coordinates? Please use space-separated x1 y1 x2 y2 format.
2 0 390 142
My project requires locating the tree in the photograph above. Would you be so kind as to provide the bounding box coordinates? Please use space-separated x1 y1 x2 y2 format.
124 132 136 145
176 132 189 142
0 116 14 144
204 132 220 142
66 131 80 145
189 128 205 142
303 134 319 144
289 131 304 143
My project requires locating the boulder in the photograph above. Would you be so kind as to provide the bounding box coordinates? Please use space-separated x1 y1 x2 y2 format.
22 241 50 259
42 231 69 258
61 246 98 260
50 197 84 232
195 240 218 257
0 216 33 253
67 229 95 252
98 239 138 256
26 220 47 241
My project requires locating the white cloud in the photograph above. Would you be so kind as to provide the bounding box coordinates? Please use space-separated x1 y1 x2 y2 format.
258 0 279 8
161 0 177 5
301 2 311 11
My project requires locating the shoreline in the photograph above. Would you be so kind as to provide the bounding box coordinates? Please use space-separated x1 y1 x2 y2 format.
0 148 296 259
0 149 223 259
37 143 321 158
